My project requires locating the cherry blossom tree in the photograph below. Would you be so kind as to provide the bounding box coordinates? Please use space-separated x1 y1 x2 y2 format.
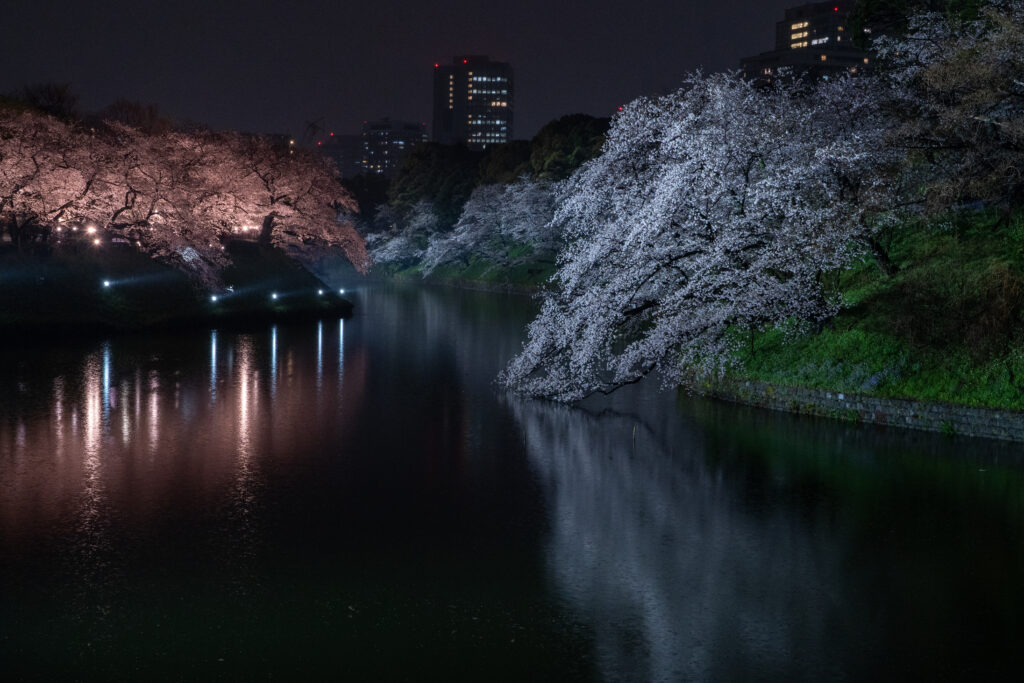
873 0 1024 215
419 177 559 275
500 72 893 402
367 200 436 268
0 109 368 287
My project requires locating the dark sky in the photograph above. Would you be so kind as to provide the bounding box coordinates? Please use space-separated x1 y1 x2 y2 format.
4 0 795 140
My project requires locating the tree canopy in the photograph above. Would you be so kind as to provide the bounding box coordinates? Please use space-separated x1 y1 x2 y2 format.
0 107 368 287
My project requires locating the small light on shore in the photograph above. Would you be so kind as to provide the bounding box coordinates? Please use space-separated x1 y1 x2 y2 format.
210 295 219 303
338 288 346 295
317 289 324 295
271 292 279 300
92 238 101 246
86 225 97 235
102 280 112 288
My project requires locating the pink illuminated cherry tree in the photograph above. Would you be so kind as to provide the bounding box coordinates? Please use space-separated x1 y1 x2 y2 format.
0 109 368 287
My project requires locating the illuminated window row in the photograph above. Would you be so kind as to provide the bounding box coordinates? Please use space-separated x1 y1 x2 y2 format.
791 31 808 39
791 41 808 49
791 21 809 29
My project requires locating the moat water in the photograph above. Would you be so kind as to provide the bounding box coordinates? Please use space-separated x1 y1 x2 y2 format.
2 284 1023 681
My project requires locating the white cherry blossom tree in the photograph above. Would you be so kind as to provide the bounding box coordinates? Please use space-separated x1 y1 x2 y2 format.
500 72 893 402
419 177 559 275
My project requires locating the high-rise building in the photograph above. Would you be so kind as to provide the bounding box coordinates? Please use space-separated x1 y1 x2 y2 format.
361 118 428 177
432 56 513 150
739 1 868 80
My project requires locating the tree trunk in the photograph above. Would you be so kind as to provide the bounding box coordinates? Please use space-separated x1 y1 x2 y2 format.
258 212 277 247
865 235 897 276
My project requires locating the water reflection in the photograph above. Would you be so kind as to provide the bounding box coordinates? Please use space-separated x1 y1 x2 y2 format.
2 286 1024 680
0 319 358 552
210 330 218 403
510 387 1024 681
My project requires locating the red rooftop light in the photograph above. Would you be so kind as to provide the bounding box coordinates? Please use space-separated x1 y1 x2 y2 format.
434 63 439 68
317 141 322 146
463 59 468 64
330 132 334 136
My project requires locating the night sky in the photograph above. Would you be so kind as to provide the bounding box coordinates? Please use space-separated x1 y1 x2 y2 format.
4 0 795 140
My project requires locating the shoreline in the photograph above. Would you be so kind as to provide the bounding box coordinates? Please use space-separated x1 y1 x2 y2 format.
694 377 1024 442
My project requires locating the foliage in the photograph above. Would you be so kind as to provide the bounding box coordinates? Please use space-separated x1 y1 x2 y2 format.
10 83 80 121
371 115 612 281
527 114 610 181
419 178 558 275
0 108 368 288
500 72 893 402
387 143 483 231
873 0 1024 214
478 140 532 185
731 211 1024 410
851 0 983 40
340 173 391 231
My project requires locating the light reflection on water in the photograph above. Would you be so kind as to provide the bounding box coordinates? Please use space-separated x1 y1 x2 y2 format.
1 285 1024 681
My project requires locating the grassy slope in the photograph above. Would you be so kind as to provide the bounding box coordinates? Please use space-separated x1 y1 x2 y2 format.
728 211 1024 410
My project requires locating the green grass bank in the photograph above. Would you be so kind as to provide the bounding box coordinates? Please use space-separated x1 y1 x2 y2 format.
719 211 1024 412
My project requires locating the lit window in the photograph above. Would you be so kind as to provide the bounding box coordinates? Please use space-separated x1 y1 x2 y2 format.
863 57 869 64
791 31 808 39
820 54 828 61
811 37 829 45
790 41 808 49
791 21 809 29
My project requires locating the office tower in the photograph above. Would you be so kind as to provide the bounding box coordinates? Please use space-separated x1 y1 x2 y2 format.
740 2 869 80
361 118 428 177
432 55 514 150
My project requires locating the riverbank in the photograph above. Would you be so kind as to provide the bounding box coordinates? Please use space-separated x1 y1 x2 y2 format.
687 211 1024 438
371 255 553 295
693 376 1024 441
0 240 352 338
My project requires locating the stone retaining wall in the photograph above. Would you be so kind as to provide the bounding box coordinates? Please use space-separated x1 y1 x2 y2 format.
697 379 1024 442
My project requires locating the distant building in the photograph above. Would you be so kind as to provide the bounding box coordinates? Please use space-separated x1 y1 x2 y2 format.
360 118 428 177
432 56 514 150
740 1 868 80
318 133 364 178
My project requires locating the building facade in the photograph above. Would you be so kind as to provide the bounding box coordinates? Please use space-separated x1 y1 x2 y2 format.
360 118 428 177
739 1 868 80
432 55 513 150
318 133 364 178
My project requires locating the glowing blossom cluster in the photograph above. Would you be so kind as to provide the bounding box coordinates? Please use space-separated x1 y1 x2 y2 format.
418 177 559 275
499 72 894 402
0 111 368 287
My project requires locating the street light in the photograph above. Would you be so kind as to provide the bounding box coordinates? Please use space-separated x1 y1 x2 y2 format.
210 295 219 303
102 280 112 288
317 289 324 295
271 292 279 300
338 288 346 295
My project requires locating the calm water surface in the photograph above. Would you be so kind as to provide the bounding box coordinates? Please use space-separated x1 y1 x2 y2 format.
2 285 1023 681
